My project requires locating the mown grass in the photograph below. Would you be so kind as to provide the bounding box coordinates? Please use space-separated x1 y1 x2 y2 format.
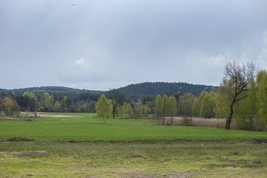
0 113 266 142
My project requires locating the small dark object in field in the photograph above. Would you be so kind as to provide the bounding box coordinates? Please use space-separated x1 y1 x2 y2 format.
68 140 77 143
254 160 262 165
244 160 263 168
233 151 239 155
251 139 267 144
27 119 32 121
19 151 49 158
6 137 34 142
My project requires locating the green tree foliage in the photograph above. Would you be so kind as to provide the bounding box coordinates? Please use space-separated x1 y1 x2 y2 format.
61 96 68 112
2 96 19 116
168 95 177 125
191 97 199 117
155 95 163 118
22 92 38 113
154 94 177 125
53 101 62 112
177 93 195 116
42 92 54 112
106 90 125 119
117 82 217 98
234 78 257 130
119 102 133 118
214 87 230 118
133 99 150 118
256 70 267 131
162 94 170 121
96 95 111 119
198 92 216 118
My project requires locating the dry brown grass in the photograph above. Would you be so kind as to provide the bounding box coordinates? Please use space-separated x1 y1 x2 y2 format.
165 117 237 129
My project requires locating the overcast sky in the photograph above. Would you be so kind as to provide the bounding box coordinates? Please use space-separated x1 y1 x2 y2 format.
1 0 267 90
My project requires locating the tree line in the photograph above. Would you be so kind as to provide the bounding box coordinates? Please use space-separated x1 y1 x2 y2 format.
95 62 267 131
0 92 97 116
1 61 267 131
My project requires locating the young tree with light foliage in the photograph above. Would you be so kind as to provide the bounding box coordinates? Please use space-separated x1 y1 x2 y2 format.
154 94 177 125
198 92 216 118
133 99 150 118
42 92 54 112
155 94 163 118
177 93 195 116
53 101 62 112
256 70 267 131
2 96 19 117
22 92 38 116
168 95 177 125
96 95 111 119
234 78 257 130
214 86 230 118
119 102 133 118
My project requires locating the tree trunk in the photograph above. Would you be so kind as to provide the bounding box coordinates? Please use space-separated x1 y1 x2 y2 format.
171 116 174 126
112 106 116 119
225 103 234 129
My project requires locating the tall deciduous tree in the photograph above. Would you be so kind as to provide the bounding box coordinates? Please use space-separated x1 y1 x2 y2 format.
198 92 216 118
2 96 19 116
22 92 38 116
154 94 177 125
120 102 133 118
222 61 255 129
155 94 163 124
106 90 125 119
234 78 257 130
42 92 54 112
96 95 111 119
177 93 195 116
168 95 177 125
256 70 267 131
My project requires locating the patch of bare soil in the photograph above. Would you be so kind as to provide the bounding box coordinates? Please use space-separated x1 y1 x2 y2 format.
0 151 50 158
24 112 73 118
206 160 263 169
119 172 194 178
16 151 50 158
251 139 267 144
37 113 73 118
6 137 34 142
165 117 231 128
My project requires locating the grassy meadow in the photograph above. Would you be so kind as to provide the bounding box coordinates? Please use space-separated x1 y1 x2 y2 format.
0 113 266 141
1 113 267 177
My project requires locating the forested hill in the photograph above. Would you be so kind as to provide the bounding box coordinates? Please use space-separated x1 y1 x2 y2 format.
0 83 217 98
11 86 101 95
117 82 218 98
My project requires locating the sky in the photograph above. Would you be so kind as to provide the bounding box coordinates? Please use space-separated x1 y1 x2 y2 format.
1 0 267 90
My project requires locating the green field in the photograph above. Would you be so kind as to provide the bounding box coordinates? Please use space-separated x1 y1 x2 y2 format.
0 113 266 141
1 113 267 177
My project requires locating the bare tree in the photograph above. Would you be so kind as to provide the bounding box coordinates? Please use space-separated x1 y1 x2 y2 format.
222 61 255 129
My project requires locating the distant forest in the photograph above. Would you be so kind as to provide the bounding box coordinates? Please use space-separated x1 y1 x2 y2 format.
118 82 217 98
0 82 217 113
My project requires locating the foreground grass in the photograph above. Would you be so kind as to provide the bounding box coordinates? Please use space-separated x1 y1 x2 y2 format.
0 141 267 177
1 113 267 177
0 113 266 141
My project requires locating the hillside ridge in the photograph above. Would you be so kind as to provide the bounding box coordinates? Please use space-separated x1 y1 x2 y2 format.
0 82 218 97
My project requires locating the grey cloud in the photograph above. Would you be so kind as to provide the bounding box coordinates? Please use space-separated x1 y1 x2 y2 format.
1 0 267 90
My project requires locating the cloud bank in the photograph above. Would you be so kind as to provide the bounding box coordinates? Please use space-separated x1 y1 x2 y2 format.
0 0 267 90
